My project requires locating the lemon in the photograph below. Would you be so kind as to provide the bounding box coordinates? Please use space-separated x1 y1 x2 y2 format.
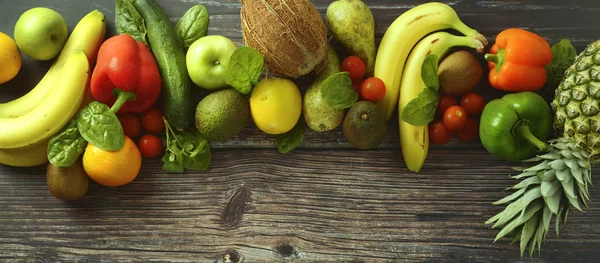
250 78 302 134
0 32 22 84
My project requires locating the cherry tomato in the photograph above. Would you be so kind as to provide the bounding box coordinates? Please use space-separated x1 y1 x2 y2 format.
443 105 468 132
460 92 486 116
341 56 366 82
436 94 457 115
456 118 479 142
360 77 386 102
429 120 452 145
141 108 165 134
118 113 141 138
138 134 163 158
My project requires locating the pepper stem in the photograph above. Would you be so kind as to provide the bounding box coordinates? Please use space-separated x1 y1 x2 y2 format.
514 122 549 151
110 89 137 113
484 49 505 72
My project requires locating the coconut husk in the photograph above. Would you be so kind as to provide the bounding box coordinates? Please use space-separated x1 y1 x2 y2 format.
240 0 328 78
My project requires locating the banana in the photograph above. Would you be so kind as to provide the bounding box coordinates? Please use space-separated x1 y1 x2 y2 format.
0 9 105 118
374 2 486 120
0 139 49 167
399 31 487 172
0 49 89 149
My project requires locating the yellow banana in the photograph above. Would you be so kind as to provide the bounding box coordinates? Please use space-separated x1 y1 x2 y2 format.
0 49 89 149
399 31 487 172
0 139 49 167
0 9 105 118
374 2 485 120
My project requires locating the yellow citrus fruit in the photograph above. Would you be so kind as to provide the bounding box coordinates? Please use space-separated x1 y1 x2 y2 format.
250 78 302 134
82 136 142 187
0 32 22 84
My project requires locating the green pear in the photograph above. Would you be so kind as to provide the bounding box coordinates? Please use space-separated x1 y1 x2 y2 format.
303 45 345 132
326 0 376 77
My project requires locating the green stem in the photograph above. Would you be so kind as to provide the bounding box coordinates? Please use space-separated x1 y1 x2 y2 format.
110 89 137 113
514 122 549 151
485 49 506 72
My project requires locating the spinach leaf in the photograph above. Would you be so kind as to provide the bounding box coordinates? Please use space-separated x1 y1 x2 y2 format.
277 121 305 154
162 118 211 173
225 46 264 95
47 120 87 167
77 101 125 151
175 4 210 48
421 54 440 93
401 88 439 126
539 39 577 101
115 0 148 46
321 72 358 110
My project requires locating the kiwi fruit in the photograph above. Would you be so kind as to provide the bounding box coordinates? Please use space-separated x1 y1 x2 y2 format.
438 50 483 96
46 161 89 201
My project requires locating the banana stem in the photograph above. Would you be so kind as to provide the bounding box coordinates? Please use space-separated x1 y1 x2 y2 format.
110 89 137 113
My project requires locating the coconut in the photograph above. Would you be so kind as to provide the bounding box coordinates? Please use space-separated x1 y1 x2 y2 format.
240 0 328 78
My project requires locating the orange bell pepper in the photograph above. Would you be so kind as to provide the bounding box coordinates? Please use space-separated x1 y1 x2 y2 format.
485 28 552 92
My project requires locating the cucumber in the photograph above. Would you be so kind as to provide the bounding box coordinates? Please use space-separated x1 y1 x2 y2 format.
132 0 193 130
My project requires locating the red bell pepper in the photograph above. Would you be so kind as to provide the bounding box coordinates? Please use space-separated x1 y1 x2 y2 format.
90 34 161 113
485 28 552 92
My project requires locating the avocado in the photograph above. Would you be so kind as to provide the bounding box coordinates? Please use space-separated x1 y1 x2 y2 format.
343 101 387 149
195 89 250 141
46 161 89 201
303 45 345 132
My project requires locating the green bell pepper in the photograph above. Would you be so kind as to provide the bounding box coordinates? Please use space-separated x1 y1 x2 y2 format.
479 92 552 161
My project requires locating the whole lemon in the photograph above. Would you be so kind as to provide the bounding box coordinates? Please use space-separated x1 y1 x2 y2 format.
0 32 22 84
250 78 302 134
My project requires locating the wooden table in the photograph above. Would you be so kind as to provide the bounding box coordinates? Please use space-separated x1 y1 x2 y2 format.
1 0 599 262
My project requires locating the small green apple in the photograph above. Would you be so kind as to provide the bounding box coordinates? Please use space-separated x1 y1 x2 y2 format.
14 7 68 61
186 35 237 90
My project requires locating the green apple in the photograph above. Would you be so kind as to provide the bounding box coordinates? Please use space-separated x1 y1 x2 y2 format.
14 7 68 61
186 35 237 90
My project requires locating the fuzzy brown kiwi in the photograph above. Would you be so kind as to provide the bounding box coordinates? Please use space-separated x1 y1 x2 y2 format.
240 0 328 78
438 50 483 96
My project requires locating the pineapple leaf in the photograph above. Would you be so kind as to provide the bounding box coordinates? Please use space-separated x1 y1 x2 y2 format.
491 186 542 228
545 190 562 214
571 167 584 185
540 180 560 198
493 187 527 205
524 160 550 173
495 200 543 242
559 149 574 159
520 213 540 257
564 159 578 170
555 169 569 182
512 170 538 179
512 176 542 190
539 152 561 160
549 159 567 170
533 213 549 256
540 170 556 182
542 205 552 235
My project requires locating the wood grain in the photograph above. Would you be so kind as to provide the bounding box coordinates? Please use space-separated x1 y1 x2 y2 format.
1 0 600 262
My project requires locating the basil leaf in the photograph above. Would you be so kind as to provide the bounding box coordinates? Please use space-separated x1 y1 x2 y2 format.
540 39 577 100
115 0 148 46
401 88 439 126
277 121 305 154
175 4 210 48
77 101 125 151
47 120 87 167
321 72 358 110
162 152 185 173
422 54 440 93
225 46 264 95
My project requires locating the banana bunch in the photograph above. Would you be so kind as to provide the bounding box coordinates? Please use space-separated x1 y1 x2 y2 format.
0 10 106 167
373 2 487 172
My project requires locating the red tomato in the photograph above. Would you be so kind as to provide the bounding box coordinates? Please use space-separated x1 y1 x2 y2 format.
437 95 457 115
443 105 468 132
138 134 163 158
456 118 479 142
460 92 486 116
119 113 141 138
429 120 452 145
141 108 165 134
360 77 386 102
341 56 366 82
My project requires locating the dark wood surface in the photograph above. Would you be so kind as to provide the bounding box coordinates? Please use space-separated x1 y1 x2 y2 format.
1 0 600 262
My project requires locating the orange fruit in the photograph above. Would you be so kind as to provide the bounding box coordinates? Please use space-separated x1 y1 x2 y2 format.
82 136 142 187
0 32 22 84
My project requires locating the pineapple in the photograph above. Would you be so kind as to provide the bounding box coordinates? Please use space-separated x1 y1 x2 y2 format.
486 39 600 256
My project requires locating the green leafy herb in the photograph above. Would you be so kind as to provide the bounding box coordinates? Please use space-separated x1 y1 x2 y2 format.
225 46 264 95
539 39 577 101
277 121 306 154
401 54 441 126
115 0 148 46
47 120 87 167
76 101 125 151
321 72 358 110
175 4 210 48
162 117 211 173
